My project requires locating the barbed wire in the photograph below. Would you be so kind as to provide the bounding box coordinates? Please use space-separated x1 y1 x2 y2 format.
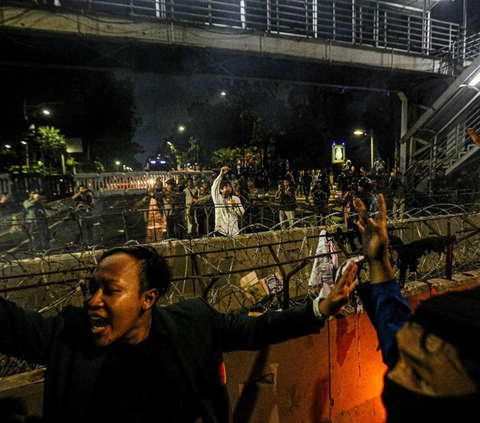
1 199 480 376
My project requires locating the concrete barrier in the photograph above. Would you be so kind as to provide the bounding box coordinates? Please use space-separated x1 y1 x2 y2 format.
1 273 478 423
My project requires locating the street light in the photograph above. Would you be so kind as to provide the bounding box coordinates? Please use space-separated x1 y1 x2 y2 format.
42 109 51 115
354 129 374 170
178 125 185 132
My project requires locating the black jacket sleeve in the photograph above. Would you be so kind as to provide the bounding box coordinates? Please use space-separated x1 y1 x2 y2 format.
0 296 56 364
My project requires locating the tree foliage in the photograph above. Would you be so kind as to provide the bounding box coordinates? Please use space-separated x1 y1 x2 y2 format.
0 68 142 172
34 126 67 174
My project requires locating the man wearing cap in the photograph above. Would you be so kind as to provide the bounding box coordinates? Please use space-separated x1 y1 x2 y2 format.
212 167 244 236
355 193 480 422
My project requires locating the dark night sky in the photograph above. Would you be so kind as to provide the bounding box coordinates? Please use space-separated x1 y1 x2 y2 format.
117 73 228 164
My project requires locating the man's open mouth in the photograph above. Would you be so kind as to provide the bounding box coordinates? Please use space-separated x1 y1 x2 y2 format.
89 315 110 332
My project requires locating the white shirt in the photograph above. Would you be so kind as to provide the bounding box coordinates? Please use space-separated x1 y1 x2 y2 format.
211 174 245 236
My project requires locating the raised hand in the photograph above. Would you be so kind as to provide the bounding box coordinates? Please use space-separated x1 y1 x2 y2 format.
355 194 394 283
319 260 358 317
220 166 229 175
468 128 480 147
355 194 388 262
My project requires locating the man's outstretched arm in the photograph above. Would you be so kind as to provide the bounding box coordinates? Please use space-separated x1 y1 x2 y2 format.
216 261 358 352
0 296 56 364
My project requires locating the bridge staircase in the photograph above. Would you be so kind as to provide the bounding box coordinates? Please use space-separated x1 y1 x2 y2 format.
401 43 480 186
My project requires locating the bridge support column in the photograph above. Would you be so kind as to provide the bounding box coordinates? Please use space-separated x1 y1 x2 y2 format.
398 92 408 173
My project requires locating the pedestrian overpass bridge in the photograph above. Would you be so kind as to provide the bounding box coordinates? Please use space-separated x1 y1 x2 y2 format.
0 0 474 78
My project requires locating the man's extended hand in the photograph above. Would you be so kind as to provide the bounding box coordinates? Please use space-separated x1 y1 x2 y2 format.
354 194 395 283
468 128 480 147
220 166 229 176
319 260 358 317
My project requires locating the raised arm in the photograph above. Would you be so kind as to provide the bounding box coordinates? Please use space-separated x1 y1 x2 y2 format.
212 166 229 205
354 194 411 367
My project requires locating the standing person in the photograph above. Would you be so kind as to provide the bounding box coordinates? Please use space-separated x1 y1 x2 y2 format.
72 185 95 247
301 171 313 202
0 244 358 422
24 191 51 252
243 177 261 232
356 177 378 213
320 168 333 200
261 170 270 194
237 174 246 193
23 190 39 247
158 179 186 239
276 179 297 229
355 194 480 422
389 171 406 219
310 181 329 226
177 175 187 192
183 177 199 236
211 166 244 236
195 179 213 236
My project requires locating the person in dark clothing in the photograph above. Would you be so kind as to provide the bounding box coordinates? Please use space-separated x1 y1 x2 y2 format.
389 171 406 219
261 170 270 194
276 179 297 229
242 178 261 232
310 180 329 225
73 185 95 246
0 245 358 422
356 177 378 213
301 171 313 201
157 179 186 239
355 194 480 423
193 179 213 237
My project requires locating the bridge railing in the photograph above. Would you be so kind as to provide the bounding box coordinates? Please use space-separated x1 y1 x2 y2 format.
61 0 469 61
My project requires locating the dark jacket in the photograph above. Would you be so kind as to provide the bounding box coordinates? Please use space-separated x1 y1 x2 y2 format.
0 296 323 422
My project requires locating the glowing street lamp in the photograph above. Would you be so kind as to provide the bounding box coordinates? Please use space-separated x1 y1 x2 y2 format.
354 129 374 170
178 125 185 132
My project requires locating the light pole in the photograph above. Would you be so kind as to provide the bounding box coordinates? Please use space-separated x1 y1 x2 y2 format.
354 129 374 170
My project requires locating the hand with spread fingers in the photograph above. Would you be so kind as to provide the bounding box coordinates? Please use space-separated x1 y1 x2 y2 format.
468 128 480 147
319 260 359 317
354 194 395 283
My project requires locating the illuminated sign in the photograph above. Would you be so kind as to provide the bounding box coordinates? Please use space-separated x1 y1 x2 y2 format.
332 145 345 163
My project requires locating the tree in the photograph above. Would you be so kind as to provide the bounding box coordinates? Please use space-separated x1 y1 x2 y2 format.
212 147 241 169
34 126 67 174
0 68 142 172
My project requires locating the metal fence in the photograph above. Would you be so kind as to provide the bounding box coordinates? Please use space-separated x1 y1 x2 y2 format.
0 170 214 202
54 0 471 61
